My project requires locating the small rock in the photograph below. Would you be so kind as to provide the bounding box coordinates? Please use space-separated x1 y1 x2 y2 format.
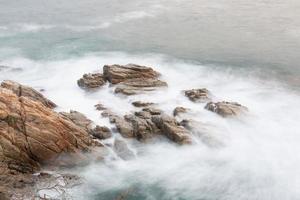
205 101 248 117
77 73 106 89
91 125 112 140
94 103 106 111
173 107 190 116
132 101 155 107
184 88 211 102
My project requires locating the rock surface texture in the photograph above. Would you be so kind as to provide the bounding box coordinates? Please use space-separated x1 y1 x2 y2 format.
77 73 106 89
184 88 211 102
100 107 192 144
103 64 167 95
205 101 248 117
0 81 97 198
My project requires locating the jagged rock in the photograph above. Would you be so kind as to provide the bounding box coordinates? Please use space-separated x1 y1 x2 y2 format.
184 88 211 102
0 84 102 198
100 107 192 144
77 73 106 89
0 87 95 173
1 80 56 109
90 126 112 140
60 110 93 133
173 107 190 116
205 101 248 117
113 139 135 160
103 64 167 95
132 101 155 107
151 115 192 144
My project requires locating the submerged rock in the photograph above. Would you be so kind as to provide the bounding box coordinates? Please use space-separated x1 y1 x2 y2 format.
77 73 106 89
205 101 248 117
173 106 190 116
184 88 211 102
1 80 56 109
103 64 167 95
113 139 135 160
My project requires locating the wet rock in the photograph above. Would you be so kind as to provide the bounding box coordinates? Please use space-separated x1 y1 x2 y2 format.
173 106 190 116
1 80 56 109
152 115 192 144
132 101 155 107
77 73 106 89
103 64 160 84
0 86 95 174
103 64 167 95
113 139 135 160
60 110 93 132
184 88 211 102
94 103 106 111
205 101 248 117
90 125 112 140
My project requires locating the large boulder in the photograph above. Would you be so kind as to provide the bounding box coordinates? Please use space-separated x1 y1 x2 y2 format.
184 88 211 102
77 73 106 89
205 101 248 117
103 64 167 95
1 80 56 109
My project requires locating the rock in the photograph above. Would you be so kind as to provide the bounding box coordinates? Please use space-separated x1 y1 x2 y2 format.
100 107 192 144
184 88 211 102
103 64 167 95
94 103 106 111
113 139 135 160
77 73 106 89
103 64 160 84
90 125 112 140
173 107 190 116
0 84 102 198
151 115 192 144
60 110 93 132
132 101 155 107
1 80 56 109
205 101 248 117
0 87 95 174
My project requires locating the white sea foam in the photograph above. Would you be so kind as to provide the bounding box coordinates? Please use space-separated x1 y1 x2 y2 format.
0 52 300 199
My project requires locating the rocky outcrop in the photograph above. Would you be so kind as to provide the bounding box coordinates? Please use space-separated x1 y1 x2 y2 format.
205 101 248 117
77 73 106 89
103 64 167 95
1 80 56 109
60 110 112 140
184 88 211 102
99 107 192 144
132 101 155 107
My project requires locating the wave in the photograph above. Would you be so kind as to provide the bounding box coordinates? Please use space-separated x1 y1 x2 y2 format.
1 52 300 199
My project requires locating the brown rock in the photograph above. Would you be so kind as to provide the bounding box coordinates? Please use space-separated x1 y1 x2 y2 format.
90 126 112 140
184 88 211 102
103 64 159 84
1 80 56 109
205 101 248 117
103 64 167 95
77 73 106 89
173 107 190 116
0 87 95 174
94 103 106 111
132 101 155 107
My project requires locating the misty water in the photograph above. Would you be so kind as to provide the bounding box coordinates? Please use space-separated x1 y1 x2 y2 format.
1 0 300 199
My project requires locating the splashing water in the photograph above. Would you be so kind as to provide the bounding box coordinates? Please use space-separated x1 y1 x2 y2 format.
1 52 300 200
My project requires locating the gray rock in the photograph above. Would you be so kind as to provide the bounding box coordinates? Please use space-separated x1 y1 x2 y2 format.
205 101 248 117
